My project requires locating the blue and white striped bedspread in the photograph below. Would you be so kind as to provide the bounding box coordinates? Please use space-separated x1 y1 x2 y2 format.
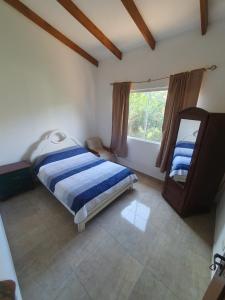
34 146 137 223
169 141 195 179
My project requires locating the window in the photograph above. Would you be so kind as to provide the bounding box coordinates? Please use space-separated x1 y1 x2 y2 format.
128 89 167 143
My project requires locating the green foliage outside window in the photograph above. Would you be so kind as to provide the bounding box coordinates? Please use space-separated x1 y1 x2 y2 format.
128 90 167 143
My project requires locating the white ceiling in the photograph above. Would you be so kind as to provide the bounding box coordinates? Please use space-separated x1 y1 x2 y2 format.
21 0 225 61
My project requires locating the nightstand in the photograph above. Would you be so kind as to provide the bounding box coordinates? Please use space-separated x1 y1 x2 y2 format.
0 161 34 200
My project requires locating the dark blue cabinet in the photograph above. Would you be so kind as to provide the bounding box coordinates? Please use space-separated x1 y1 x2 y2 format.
0 161 34 200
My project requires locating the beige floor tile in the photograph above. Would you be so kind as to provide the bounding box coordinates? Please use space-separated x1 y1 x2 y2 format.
55 273 90 300
145 229 210 300
128 267 180 300
92 191 161 265
75 234 143 300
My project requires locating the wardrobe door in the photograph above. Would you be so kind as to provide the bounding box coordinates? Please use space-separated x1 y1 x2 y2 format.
185 114 225 213
163 107 209 216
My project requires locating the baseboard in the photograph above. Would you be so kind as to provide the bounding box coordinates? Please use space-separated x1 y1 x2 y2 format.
118 157 165 181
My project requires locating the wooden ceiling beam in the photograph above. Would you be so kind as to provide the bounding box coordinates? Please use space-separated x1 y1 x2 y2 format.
121 0 156 50
57 0 122 60
200 0 208 35
3 0 99 66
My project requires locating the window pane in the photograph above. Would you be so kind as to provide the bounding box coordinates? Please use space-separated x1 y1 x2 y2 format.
128 90 167 143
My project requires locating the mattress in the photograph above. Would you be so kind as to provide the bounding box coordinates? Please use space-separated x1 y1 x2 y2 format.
34 146 137 223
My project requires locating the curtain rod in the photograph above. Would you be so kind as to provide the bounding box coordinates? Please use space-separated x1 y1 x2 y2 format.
110 65 217 85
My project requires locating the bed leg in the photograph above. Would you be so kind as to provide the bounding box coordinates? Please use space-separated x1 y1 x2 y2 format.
77 222 85 233
129 183 134 191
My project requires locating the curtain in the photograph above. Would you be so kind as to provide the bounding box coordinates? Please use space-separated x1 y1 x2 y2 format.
110 82 131 157
156 68 204 172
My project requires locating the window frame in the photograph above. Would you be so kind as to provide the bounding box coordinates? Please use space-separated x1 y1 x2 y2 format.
128 86 168 145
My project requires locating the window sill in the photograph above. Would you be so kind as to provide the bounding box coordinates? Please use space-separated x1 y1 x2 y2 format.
127 136 161 146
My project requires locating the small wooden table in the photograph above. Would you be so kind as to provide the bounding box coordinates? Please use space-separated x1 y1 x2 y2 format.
0 161 34 200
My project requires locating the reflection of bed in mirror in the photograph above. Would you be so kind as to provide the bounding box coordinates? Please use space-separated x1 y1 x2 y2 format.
162 107 225 217
169 119 200 183
169 140 195 182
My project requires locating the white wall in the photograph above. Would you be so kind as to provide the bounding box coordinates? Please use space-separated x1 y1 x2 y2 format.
0 1 97 165
95 20 225 180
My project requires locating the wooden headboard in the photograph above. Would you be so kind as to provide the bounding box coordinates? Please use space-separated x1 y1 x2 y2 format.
30 130 82 162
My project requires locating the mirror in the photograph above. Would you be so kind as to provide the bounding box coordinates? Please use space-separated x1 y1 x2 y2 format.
169 119 201 184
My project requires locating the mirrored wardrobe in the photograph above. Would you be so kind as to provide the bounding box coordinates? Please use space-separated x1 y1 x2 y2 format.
162 107 225 217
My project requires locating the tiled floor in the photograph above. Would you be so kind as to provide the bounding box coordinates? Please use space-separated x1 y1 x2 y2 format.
0 173 215 300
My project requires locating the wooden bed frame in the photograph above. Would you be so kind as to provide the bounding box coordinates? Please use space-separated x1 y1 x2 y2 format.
31 130 134 232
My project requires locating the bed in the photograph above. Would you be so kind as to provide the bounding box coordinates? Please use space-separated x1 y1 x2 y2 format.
169 141 195 182
32 130 137 232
